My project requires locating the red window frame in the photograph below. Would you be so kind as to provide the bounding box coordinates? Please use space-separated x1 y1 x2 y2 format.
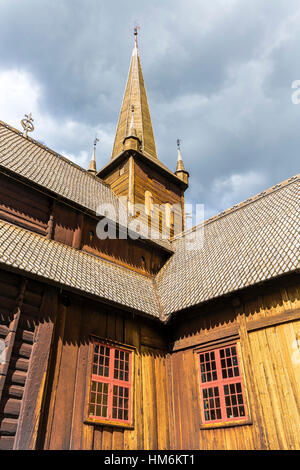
88 340 133 426
198 344 247 424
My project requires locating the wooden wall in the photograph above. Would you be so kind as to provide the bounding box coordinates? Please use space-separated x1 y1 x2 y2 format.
100 154 186 238
1 267 299 450
0 173 50 235
133 159 184 237
0 172 169 275
38 294 172 450
102 160 129 199
81 216 169 275
168 279 300 450
0 271 56 450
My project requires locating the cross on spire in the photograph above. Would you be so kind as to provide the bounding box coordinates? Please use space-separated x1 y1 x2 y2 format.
134 24 140 48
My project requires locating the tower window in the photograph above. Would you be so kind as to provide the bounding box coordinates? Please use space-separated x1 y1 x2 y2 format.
165 203 174 229
145 191 153 216
198 344 247 424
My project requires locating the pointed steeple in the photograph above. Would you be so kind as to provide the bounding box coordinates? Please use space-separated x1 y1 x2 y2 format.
111 28 158 160
175 139 189 186
88 137 99 174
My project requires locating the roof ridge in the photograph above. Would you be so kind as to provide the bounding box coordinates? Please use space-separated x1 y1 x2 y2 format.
172 172 300 241
0 119 111 188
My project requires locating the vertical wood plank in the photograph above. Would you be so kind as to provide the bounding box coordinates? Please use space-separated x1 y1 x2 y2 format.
48 300 82 449
14 287 57 449
124 317 142 450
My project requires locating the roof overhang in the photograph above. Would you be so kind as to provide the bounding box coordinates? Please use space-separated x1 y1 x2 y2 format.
97 149 189 191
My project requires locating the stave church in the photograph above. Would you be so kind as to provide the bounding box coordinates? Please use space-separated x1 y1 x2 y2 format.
0 30 299 450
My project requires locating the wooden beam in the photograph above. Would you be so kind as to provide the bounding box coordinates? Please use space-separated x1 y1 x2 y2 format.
0 279 27 401
246 307 300 333
72 212 84 249
13 286 58 450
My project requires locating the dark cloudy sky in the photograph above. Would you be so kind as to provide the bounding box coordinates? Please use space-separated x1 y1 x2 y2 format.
0 0 299 219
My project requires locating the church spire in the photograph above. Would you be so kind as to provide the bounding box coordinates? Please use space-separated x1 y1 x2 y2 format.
111 28 158 160
87 136 99 174
175 139 189 186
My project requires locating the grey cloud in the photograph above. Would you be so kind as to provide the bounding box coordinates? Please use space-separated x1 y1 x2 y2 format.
0 0 299 219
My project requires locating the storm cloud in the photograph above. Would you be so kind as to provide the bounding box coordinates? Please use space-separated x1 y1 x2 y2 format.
0 0 299 219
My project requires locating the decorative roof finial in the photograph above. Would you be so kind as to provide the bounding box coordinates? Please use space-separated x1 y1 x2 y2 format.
177 138 183 164
175 138 189 186
21 113 34 138
88 135 99 174
134 24 140 49
94 136 99 149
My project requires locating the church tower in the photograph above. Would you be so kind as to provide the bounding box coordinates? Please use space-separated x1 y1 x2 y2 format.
97 29 189 237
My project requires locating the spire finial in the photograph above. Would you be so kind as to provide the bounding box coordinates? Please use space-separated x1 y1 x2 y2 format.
134 24 140 49
21 113 34 138
94 136 99 149
88 135 99 174
177 138 183 162
175 138 189 186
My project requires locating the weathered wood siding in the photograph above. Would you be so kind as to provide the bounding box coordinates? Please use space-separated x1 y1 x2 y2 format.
168 281 300 450
0 271 56 450
0 173 50 235
81 216 169 275
133 160 184 236
39 294 171 450
102 160 129 199
100 155 186 237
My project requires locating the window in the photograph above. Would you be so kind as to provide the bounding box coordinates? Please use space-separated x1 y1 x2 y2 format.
145 190 153 216
198 344 247 424
165 203 175 235
87 340 133 426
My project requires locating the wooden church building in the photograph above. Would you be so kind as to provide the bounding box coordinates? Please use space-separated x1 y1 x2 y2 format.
0 31 299 450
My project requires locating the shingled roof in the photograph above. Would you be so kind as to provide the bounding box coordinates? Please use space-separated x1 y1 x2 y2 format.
0 120 172 252
156 175 300 316
0 120 299 320
0 219 159 317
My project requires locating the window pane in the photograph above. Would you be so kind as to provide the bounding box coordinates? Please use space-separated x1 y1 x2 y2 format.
224 382 245 420
220 346 240 380
93 343 111 377
112 385 130 422
199 350 218 383
202 387 221 422
89 380 109 418
113 348 130 382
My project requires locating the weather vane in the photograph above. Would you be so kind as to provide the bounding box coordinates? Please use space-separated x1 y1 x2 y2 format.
177 138 181 149
21 113 34 138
